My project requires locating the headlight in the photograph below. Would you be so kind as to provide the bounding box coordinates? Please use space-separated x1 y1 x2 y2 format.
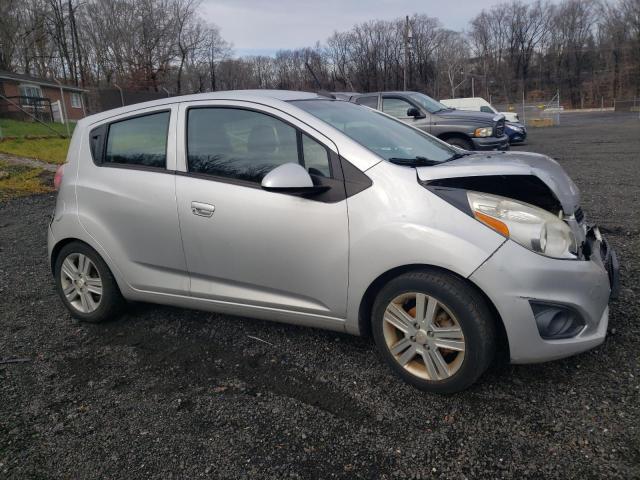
467 191 577 259
474 127 493 137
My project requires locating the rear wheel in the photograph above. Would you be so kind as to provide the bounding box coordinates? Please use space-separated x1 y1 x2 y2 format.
372 270 496 393
54 241 125 323
445 136 474 150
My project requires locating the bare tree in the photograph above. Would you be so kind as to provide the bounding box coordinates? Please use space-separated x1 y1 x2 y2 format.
2 0 639 108
438 30 468 98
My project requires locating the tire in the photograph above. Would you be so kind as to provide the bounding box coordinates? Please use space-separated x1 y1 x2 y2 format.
371 269 496 393
445 136 474 150
54 241 125 323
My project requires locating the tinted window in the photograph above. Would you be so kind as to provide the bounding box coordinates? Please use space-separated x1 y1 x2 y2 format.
382 98 415 118
408 93 450 113
480 106 494 114
302 134 331 177
104 112 170 168
291 100 456 163
187 108 299 183
355 95 378 108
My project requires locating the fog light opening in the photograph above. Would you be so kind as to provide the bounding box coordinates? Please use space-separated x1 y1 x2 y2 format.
530 302 585 340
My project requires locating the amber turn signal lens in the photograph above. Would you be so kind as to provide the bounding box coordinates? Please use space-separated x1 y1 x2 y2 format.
474 211 510 237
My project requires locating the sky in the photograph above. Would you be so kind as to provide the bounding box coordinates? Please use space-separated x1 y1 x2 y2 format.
201 0 491 57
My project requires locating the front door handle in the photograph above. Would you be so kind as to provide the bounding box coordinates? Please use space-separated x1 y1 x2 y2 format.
191 201 215 217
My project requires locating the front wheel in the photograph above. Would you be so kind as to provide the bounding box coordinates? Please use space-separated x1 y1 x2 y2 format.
372 270 496 393
445 136 474 150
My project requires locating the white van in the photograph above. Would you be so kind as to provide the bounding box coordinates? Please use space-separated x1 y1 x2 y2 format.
440 97 519 123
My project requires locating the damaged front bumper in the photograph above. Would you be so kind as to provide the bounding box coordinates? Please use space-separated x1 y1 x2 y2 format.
583 226 620 299
470 225 619 364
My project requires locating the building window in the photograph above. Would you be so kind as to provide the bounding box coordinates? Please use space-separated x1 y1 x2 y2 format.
71 92 82 109
18 84 43 108
19 84 43 99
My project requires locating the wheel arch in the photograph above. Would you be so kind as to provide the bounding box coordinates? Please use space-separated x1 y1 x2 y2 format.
50 237 81 275
438 132 474 147
49 237 127 296
357 263 509 358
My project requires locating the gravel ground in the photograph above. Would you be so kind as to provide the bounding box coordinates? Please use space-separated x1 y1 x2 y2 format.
1 112 639 479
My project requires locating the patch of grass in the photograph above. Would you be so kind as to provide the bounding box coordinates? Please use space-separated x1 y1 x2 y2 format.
0 160 53 200
0 118 75 138
0 138 70 164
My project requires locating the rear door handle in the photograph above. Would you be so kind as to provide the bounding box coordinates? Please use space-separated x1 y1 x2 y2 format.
191 201 215 217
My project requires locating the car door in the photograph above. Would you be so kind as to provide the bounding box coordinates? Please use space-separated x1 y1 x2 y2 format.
381 95 431 133
174 101 349 320
76 105 189 295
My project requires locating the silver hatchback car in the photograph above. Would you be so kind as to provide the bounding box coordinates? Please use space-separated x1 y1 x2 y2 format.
48 90 619 393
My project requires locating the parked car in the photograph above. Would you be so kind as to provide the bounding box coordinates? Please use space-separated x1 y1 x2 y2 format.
440 96 519 123
505 121 527 144
340 91 509 151
49 90 618 393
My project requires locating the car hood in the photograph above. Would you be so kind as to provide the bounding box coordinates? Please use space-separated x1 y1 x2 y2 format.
435 109 503 126
417 151 581 213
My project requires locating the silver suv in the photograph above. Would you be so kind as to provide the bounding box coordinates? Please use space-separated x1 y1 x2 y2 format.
49 90 618 393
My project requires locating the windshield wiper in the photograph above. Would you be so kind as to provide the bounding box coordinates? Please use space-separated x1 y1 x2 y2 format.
388 156 442 167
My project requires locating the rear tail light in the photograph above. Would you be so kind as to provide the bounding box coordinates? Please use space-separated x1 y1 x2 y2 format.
54 164 65 190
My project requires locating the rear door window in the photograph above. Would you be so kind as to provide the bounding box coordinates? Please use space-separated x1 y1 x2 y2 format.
104 111 170 168
355 95 378 109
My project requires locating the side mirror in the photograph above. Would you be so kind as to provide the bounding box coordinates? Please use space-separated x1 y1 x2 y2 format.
261 163 329 195
407 107 425 119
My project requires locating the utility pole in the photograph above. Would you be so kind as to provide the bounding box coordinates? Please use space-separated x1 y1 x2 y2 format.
54 79 71 137
403 15 410 91
471 77 475 97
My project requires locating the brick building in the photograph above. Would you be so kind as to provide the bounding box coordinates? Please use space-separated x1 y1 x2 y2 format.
0 71 87 123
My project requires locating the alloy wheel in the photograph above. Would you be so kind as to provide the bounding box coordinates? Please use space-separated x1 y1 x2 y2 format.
382 292 465 381
60 253 103 313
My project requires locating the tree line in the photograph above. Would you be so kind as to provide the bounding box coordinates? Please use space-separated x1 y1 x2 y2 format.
1 0 639 107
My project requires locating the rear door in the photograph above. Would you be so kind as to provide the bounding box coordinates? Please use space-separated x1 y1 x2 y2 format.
174 101 349 319
76 105 189 294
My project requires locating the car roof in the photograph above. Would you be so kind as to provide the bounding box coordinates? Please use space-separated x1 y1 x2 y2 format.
80 90 326 125
368 91 418 95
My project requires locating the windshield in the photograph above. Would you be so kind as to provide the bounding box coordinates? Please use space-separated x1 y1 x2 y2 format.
291 100 457 163
408 93 451 113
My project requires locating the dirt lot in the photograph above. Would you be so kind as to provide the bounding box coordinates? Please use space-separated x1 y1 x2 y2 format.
1 112 639 479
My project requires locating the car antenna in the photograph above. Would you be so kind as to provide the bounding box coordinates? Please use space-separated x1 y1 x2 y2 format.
305 61 335 99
